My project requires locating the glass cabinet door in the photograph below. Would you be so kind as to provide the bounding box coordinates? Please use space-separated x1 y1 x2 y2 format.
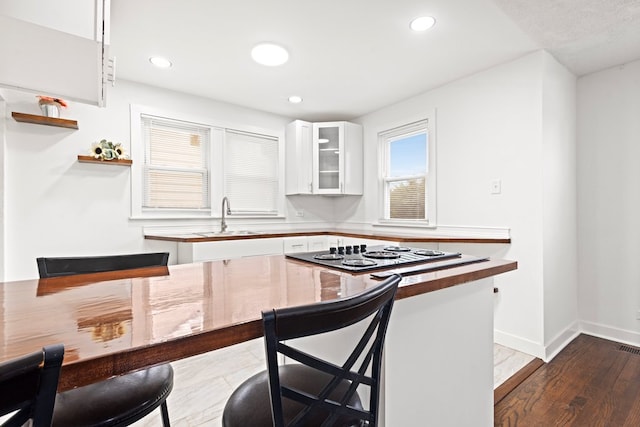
314 123 343 193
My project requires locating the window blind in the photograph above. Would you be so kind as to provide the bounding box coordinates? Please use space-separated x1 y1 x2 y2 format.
224 130 278 214
142 116 210 209
387 178 426 219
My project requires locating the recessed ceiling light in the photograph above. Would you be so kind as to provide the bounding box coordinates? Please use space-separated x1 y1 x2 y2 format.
288 95 303 104
251 43 289 66
149 56 172 68
410 16 436 32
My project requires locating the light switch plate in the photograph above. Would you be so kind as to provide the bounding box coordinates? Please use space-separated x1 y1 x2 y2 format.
491 179 501 194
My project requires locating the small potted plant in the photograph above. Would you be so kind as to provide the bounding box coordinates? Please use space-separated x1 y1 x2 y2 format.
89 139 128 161
37 95 68 118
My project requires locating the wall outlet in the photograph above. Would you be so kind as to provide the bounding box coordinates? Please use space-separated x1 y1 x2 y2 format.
295 210 304 217
491 179 502 194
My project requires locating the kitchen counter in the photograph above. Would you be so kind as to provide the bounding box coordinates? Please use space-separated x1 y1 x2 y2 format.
0 254 516 425
144 227 511 244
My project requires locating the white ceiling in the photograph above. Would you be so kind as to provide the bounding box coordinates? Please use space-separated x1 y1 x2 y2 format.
110 0 640 122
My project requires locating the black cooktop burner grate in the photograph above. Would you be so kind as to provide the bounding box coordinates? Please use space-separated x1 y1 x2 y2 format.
363 251 401 259
383 246 412 252
342 259 377 267
413 249 445 257
314 253 344 260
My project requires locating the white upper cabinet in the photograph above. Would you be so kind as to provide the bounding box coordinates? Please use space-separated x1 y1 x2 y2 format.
313 121 363 195
0 0 110 106
285 120 314 195
286 120 363 196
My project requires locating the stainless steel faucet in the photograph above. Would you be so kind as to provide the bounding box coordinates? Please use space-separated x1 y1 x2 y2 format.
221 196 231 232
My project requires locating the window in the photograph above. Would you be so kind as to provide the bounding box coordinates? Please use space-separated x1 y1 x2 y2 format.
130 106 283 219
379 119 435 224
224 130 279 214
141 116 210 210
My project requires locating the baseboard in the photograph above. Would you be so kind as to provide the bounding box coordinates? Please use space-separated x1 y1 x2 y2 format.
497 321 640 362
494 330 545 359
580 321 640 348
544 322 580 362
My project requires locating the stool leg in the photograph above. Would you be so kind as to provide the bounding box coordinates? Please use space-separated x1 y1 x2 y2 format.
160 401 171 427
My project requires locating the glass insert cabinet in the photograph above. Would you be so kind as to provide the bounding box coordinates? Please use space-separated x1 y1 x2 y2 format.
315 123 341 192
285 120 363 195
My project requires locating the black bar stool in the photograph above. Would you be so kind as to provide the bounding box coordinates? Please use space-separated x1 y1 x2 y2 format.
222 274 402 427
36 252 174 427
0 344 64 427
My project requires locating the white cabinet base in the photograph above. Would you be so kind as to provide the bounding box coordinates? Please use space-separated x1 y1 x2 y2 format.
384 278 494 426
178 238 283 263
283 277 495 426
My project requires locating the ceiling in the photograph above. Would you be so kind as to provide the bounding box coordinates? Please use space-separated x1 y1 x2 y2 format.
110 0 640 122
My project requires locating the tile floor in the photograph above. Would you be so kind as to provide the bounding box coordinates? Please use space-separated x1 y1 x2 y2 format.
131 339 535 426
493 343 535 389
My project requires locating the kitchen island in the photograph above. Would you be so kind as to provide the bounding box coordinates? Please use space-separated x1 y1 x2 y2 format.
0 253 516 426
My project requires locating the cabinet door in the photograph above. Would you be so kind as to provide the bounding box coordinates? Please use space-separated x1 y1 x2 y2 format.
0 7 107 106
307 236 329 251
285 120 313 195
313 122 344 194
178 238 283 263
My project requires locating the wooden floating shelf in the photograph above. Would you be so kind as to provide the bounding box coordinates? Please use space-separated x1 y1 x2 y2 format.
12 112 78 129
77 155 132 166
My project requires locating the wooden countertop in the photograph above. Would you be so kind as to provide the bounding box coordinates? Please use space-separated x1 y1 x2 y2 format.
144 228 511 244
0 254 516 391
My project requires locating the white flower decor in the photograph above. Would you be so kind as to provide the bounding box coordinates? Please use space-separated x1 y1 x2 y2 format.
89 139 129 161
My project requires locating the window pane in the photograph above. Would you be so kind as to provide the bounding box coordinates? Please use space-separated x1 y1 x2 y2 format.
146 169 207 208
389 178 426 220
389 133 427 177
148 127 206 168
142 116 210 210
225 130 279 213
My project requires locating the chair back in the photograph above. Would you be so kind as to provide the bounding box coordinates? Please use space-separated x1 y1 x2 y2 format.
263 274 401 427
0 344 64 427
36 252 169 278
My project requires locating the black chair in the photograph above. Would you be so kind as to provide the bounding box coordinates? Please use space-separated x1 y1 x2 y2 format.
36 252 170 278
222 274 402 427
36 253 173 427
1 344 64 427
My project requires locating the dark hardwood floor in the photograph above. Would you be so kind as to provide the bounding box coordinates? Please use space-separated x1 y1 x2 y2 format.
495 334 640 426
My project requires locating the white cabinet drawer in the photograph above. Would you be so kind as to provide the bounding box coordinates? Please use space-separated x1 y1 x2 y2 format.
283 237 308 254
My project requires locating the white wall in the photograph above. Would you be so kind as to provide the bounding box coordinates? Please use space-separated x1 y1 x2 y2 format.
577 59 640 346
346 51 578 358
0 81 337 281
541 53 579 358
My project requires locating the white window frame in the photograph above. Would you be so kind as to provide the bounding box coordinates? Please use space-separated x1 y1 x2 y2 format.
377 113 437 227
130 104 285 219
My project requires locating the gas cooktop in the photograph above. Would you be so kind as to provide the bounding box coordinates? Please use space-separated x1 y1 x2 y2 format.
285 245 462 273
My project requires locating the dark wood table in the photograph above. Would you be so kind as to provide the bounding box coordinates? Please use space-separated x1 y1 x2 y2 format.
0 254 516 391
